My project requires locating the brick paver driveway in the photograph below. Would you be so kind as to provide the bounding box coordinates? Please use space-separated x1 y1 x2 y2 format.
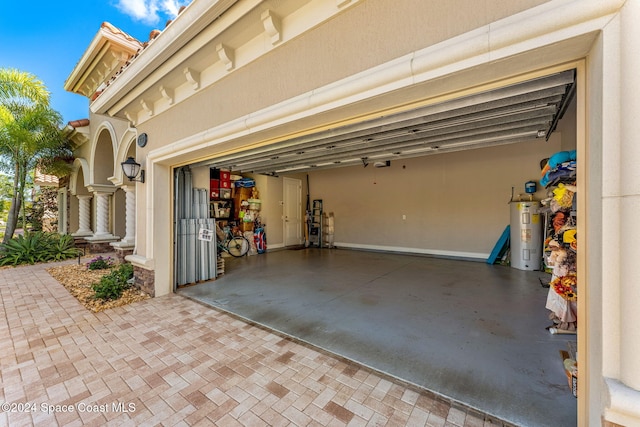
0 259 507 426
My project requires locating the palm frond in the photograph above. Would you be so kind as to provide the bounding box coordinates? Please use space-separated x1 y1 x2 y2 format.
0 68 50 105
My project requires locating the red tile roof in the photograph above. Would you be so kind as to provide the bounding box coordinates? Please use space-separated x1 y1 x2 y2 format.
101 21 140 44
92 3 191 101
67 119 90 128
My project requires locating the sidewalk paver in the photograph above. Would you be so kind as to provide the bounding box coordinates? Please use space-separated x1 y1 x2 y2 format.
0 259 511 426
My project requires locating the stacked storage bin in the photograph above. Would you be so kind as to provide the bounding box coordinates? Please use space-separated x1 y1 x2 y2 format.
210 168 232 200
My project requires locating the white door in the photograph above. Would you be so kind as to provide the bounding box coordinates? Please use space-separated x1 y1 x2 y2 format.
283 177 302 246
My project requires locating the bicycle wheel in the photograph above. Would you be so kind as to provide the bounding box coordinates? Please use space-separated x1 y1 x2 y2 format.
226 236 250 257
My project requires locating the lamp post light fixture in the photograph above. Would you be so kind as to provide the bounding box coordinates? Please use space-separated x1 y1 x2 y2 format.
121 157 145 183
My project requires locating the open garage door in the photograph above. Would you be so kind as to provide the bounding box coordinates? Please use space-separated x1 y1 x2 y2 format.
194 69 575 176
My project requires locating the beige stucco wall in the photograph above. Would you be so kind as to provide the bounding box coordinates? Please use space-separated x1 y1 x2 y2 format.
139 0 550 149
308 134 563 256
71 113 132 186
113 188 126 239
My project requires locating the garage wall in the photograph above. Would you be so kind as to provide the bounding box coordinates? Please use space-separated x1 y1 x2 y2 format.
307 136 563 257
190 166 209 191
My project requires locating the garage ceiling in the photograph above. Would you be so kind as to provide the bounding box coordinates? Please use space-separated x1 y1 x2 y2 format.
204 69 575 175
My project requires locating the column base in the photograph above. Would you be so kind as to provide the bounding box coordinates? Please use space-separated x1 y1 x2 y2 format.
113 247 135 264
110 240 135 249
605 378 640 426
132 265 155 297
85 234 120 242
82 235 120 254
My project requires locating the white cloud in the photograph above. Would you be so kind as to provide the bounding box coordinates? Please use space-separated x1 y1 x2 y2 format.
115 0 189 26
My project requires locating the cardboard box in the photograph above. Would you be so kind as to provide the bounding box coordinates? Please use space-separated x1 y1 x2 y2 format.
235 187 252 198
239 221 254 232
560 350 577 398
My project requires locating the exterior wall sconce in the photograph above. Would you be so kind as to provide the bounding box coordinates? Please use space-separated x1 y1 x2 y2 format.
121 157 145 183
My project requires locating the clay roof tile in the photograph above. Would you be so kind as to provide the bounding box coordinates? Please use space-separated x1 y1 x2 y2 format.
67 119 90 128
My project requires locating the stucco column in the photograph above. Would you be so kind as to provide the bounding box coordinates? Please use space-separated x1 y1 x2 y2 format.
93 192 112 237
603 4 640 425
112 186 136 249
123 186 136 243
73 195 93 236
618 0 640 391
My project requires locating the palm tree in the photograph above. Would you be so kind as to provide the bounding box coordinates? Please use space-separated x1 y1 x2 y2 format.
0 68 49 105
0 69 71 242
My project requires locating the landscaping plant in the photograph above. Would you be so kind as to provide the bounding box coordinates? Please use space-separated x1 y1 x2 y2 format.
0 231 80 266
92 263 134 301
86 255 114 270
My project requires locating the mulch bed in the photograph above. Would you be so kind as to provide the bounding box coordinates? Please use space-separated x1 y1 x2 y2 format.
47 263 150 312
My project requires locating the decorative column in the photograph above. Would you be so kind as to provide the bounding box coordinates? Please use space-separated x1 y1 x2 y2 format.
87 191 118 242
604 2 640 425
95 192 110 236
112 186 136 248
73 195 93 236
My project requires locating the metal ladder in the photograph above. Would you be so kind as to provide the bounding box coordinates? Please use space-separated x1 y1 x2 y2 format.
308 199 323 247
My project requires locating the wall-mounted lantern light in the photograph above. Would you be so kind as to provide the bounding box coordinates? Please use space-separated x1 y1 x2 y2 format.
121 157 145 183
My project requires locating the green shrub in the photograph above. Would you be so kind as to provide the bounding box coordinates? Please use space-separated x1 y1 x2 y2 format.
0 233 45 265
93 263 134 301
48 234 81 261
0 232 81 266
87 255 114 270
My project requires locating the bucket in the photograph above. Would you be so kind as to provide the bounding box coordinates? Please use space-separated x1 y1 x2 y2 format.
248 199 261 210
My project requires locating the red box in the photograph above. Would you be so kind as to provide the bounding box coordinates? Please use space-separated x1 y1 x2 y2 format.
220 179 231 189
210 179 220 189
220 170 231 180
210 189 220 199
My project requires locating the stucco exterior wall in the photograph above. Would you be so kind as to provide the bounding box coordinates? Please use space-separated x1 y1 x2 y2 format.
140 0 550 148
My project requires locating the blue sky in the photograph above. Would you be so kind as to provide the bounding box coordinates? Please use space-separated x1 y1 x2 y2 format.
0 0 190 123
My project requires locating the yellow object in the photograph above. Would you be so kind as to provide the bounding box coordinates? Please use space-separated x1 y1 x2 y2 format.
563 229 577 244
553 183 575 208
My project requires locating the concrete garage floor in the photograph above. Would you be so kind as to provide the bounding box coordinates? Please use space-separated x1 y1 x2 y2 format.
180 248 577 427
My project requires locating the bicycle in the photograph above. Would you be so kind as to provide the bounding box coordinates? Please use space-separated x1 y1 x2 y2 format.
216 224 250 257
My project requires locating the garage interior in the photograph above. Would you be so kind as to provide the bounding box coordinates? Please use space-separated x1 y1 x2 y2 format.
175 69 579 426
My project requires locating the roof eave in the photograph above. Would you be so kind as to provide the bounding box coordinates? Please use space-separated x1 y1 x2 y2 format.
64 23 142 97
90 0 239 116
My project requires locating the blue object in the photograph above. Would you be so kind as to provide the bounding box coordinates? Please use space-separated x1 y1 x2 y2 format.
487 225 510 265
234 178 255 188
254 227 266 254
525 181 537 194
548 150 576 168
